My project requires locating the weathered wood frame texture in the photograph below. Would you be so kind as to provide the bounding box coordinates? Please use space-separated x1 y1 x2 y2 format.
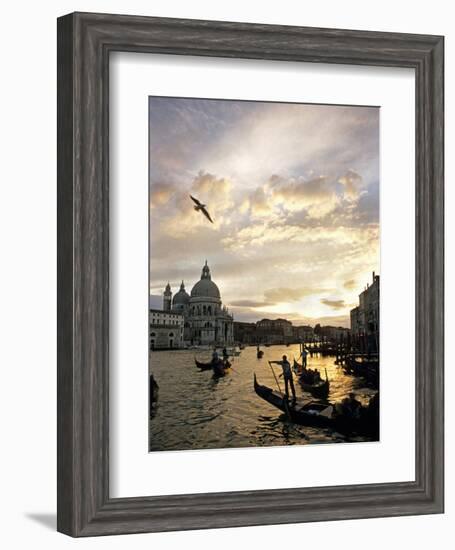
57 12 444 537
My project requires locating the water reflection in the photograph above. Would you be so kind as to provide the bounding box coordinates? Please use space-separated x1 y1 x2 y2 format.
149 344 378 452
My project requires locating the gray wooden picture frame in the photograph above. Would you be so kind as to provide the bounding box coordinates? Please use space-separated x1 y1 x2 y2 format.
57 12 444 537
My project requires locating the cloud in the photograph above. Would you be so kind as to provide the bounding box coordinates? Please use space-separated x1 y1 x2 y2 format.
338 169 363 201
150 182 175 207
230 299 275 308
151 170 234 238
320 298 347 310
244 186 272 217
223 222 379 251
148 98 379 326
270 174 339 219
192 170 232 199
264 286 329 303
343 279 357 290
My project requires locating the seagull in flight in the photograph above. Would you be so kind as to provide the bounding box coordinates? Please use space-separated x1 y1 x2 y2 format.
190 195 214 223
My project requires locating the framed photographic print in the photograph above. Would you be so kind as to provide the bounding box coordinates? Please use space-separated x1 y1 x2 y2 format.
57 12 444 536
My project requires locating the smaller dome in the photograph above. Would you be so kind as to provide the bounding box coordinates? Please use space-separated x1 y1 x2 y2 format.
173 281 190 306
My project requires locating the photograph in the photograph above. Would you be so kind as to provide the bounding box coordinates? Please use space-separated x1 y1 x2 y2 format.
148 96 380 452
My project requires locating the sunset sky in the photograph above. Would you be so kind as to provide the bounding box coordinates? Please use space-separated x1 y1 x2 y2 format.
149 97 379 327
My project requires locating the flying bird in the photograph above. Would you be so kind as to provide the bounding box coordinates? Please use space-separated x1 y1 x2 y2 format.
190 195 214 223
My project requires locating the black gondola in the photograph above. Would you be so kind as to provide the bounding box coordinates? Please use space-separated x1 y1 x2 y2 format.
253 374 334 428
257 350 264 359
299 377 330 399
195 358 231 376
293 360 330 398
253 374 379 437
149 373 159 417
194 358 213 371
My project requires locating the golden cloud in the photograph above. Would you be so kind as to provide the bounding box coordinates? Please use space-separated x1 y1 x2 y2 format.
343 278 357 290
338 169 363 201
154 170 234 238
264 286 329 303
150 182 175 207
270 175 339 219
320 298 346 310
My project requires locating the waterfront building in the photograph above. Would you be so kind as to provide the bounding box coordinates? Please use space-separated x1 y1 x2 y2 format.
149 309 184 350
292 325 315 342
350 272 380 352
256 318 293 344
317 325 350 342
350 306 361 335
233 321 257 344
159 261 234 346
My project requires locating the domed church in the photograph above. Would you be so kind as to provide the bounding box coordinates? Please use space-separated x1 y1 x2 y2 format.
163 261 234 345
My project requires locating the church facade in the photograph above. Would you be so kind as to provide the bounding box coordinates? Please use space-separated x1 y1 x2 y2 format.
163 261 234 346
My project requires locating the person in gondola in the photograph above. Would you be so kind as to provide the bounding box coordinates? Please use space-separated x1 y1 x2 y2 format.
270 355 296 404
221 347 231 369
342 392 362 419
211 349 220 366
300 347 308 368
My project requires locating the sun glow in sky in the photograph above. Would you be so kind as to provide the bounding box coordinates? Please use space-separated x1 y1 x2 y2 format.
149 97 379 327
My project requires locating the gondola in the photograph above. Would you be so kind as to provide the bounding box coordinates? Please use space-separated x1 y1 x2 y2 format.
253 374 334 428
194 358 231 376
149 373 159 417
299 378 330 399
212 361 231 377
257 350 264 359
253 374 379 437
344 356 379 387
293 358 304 373
293 358 324 385
194 358 213 371
293 364 330 398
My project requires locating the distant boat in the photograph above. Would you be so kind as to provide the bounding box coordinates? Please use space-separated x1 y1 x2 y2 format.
257 349 264 359
215 346 241 357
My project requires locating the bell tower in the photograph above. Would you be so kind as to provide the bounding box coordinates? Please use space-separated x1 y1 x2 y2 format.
163 282 172 312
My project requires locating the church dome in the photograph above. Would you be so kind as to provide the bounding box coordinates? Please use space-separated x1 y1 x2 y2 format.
172 281 190 305
190 261 221 299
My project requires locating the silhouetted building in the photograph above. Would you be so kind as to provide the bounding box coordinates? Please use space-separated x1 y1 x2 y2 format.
318 325 350 342
233 321 257 344
350 272 380 353
292 325 314 342
256 318 293 344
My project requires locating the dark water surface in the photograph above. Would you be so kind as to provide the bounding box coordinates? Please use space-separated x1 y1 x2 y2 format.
149 344 378 452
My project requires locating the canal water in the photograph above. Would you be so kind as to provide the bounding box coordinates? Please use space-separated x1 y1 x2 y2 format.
149 344 378 452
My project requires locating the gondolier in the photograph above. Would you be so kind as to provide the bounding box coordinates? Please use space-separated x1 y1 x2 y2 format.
270 355 296 403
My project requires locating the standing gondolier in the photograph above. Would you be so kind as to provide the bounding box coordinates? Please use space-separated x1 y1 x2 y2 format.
270 355 296 404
